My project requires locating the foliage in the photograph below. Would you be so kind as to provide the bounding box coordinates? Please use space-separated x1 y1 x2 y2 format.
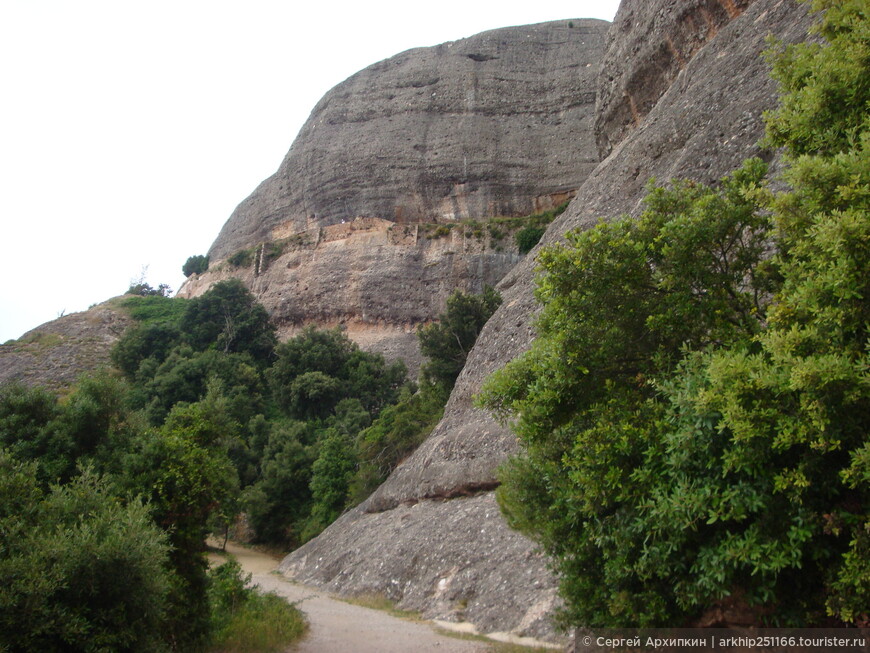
123 398 240 648
0 374 143 485
418 285 502 391
127 281 172 297
134 347 266 426
515 225 546 254
0 453 171 652
268 327 407 421
348 383 446 504
241 420 316 545
183 254 210 277
179 279 277 365
207 558 306 653
477 1 870 627
479 160 774 626
228 248 254 268
121 293 189 324
306 428 357 537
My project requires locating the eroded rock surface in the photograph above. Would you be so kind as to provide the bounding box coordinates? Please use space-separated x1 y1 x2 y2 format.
279 0 813 641
279 493 562 643
208 20 609 263
0 300 132 391
180 219 523 374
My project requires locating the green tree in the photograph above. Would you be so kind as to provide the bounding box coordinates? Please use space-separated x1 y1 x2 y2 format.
0 453 171 652
478 161 773 626
268 327 407 421
122 399 240 648
306 428 357 538
477 0 869 627
241 420 316 545
0 374 143 485
182 254 210 277
135 346 266 426
179 279 277 364
515 225 546 254
348 383 445 504
111 321 182 379
418 285 502 391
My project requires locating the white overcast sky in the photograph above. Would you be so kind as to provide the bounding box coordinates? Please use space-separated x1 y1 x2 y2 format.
0 0 620 343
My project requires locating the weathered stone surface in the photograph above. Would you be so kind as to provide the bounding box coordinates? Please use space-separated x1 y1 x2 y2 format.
280 0 813 641
207 20 609 262
595 0 759 159
0 299 132 391
279 493 564 644
179 218 524 375
366 0 813 509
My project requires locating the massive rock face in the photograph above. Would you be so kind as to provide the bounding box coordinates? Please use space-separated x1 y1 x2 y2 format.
279 0 813 642
208 20 609 262
181 20 610 372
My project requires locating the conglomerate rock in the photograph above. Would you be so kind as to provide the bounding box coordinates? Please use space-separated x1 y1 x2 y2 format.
207 20 609 262
181 19 610 373
279 0 813 641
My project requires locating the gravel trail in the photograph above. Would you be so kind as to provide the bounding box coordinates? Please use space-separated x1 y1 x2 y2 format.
215 541 489 652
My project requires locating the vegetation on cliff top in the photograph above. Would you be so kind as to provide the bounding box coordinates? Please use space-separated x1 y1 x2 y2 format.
478 0 869 628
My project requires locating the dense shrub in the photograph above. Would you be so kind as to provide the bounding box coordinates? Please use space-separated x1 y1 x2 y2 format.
179 279 277 364
515 224 546 254
207 558 306 652
418 285 502 392
0 455 171 652
268 327 407 421
183 254 210 277
478 1 869 627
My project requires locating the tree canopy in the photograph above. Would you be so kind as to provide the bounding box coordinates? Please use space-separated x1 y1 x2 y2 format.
478 0 869 628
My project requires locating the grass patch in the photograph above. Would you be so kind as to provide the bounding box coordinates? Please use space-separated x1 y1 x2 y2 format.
209 593 306 653
228 248 255 268
16 332 63 349
120 294 188 324
207 556 306 653
432 627 560 652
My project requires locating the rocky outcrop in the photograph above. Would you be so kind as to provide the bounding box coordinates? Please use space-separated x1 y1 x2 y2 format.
279 493 559 641
278 0 813 641
207 19 609 263
179 218 524 374
0 300 133 391
183 20 611 371
595 0 758 158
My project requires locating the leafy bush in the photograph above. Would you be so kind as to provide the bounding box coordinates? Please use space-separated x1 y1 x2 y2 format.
0 455 171 652
418 285 502 392
207 558 306 652
228 248 254 267
477 0 870 627
268 327 407 421
179 279 277 364
126 282 172 296
348 383 446 504
183 254 210 277
515 225 546 254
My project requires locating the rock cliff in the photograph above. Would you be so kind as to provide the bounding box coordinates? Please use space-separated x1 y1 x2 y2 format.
179 218 525 374
180 19 610 372
2 0 818 643
207 20 609 262
278 0 814 642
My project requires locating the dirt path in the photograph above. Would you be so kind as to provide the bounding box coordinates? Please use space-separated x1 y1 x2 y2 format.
211 541 490 652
